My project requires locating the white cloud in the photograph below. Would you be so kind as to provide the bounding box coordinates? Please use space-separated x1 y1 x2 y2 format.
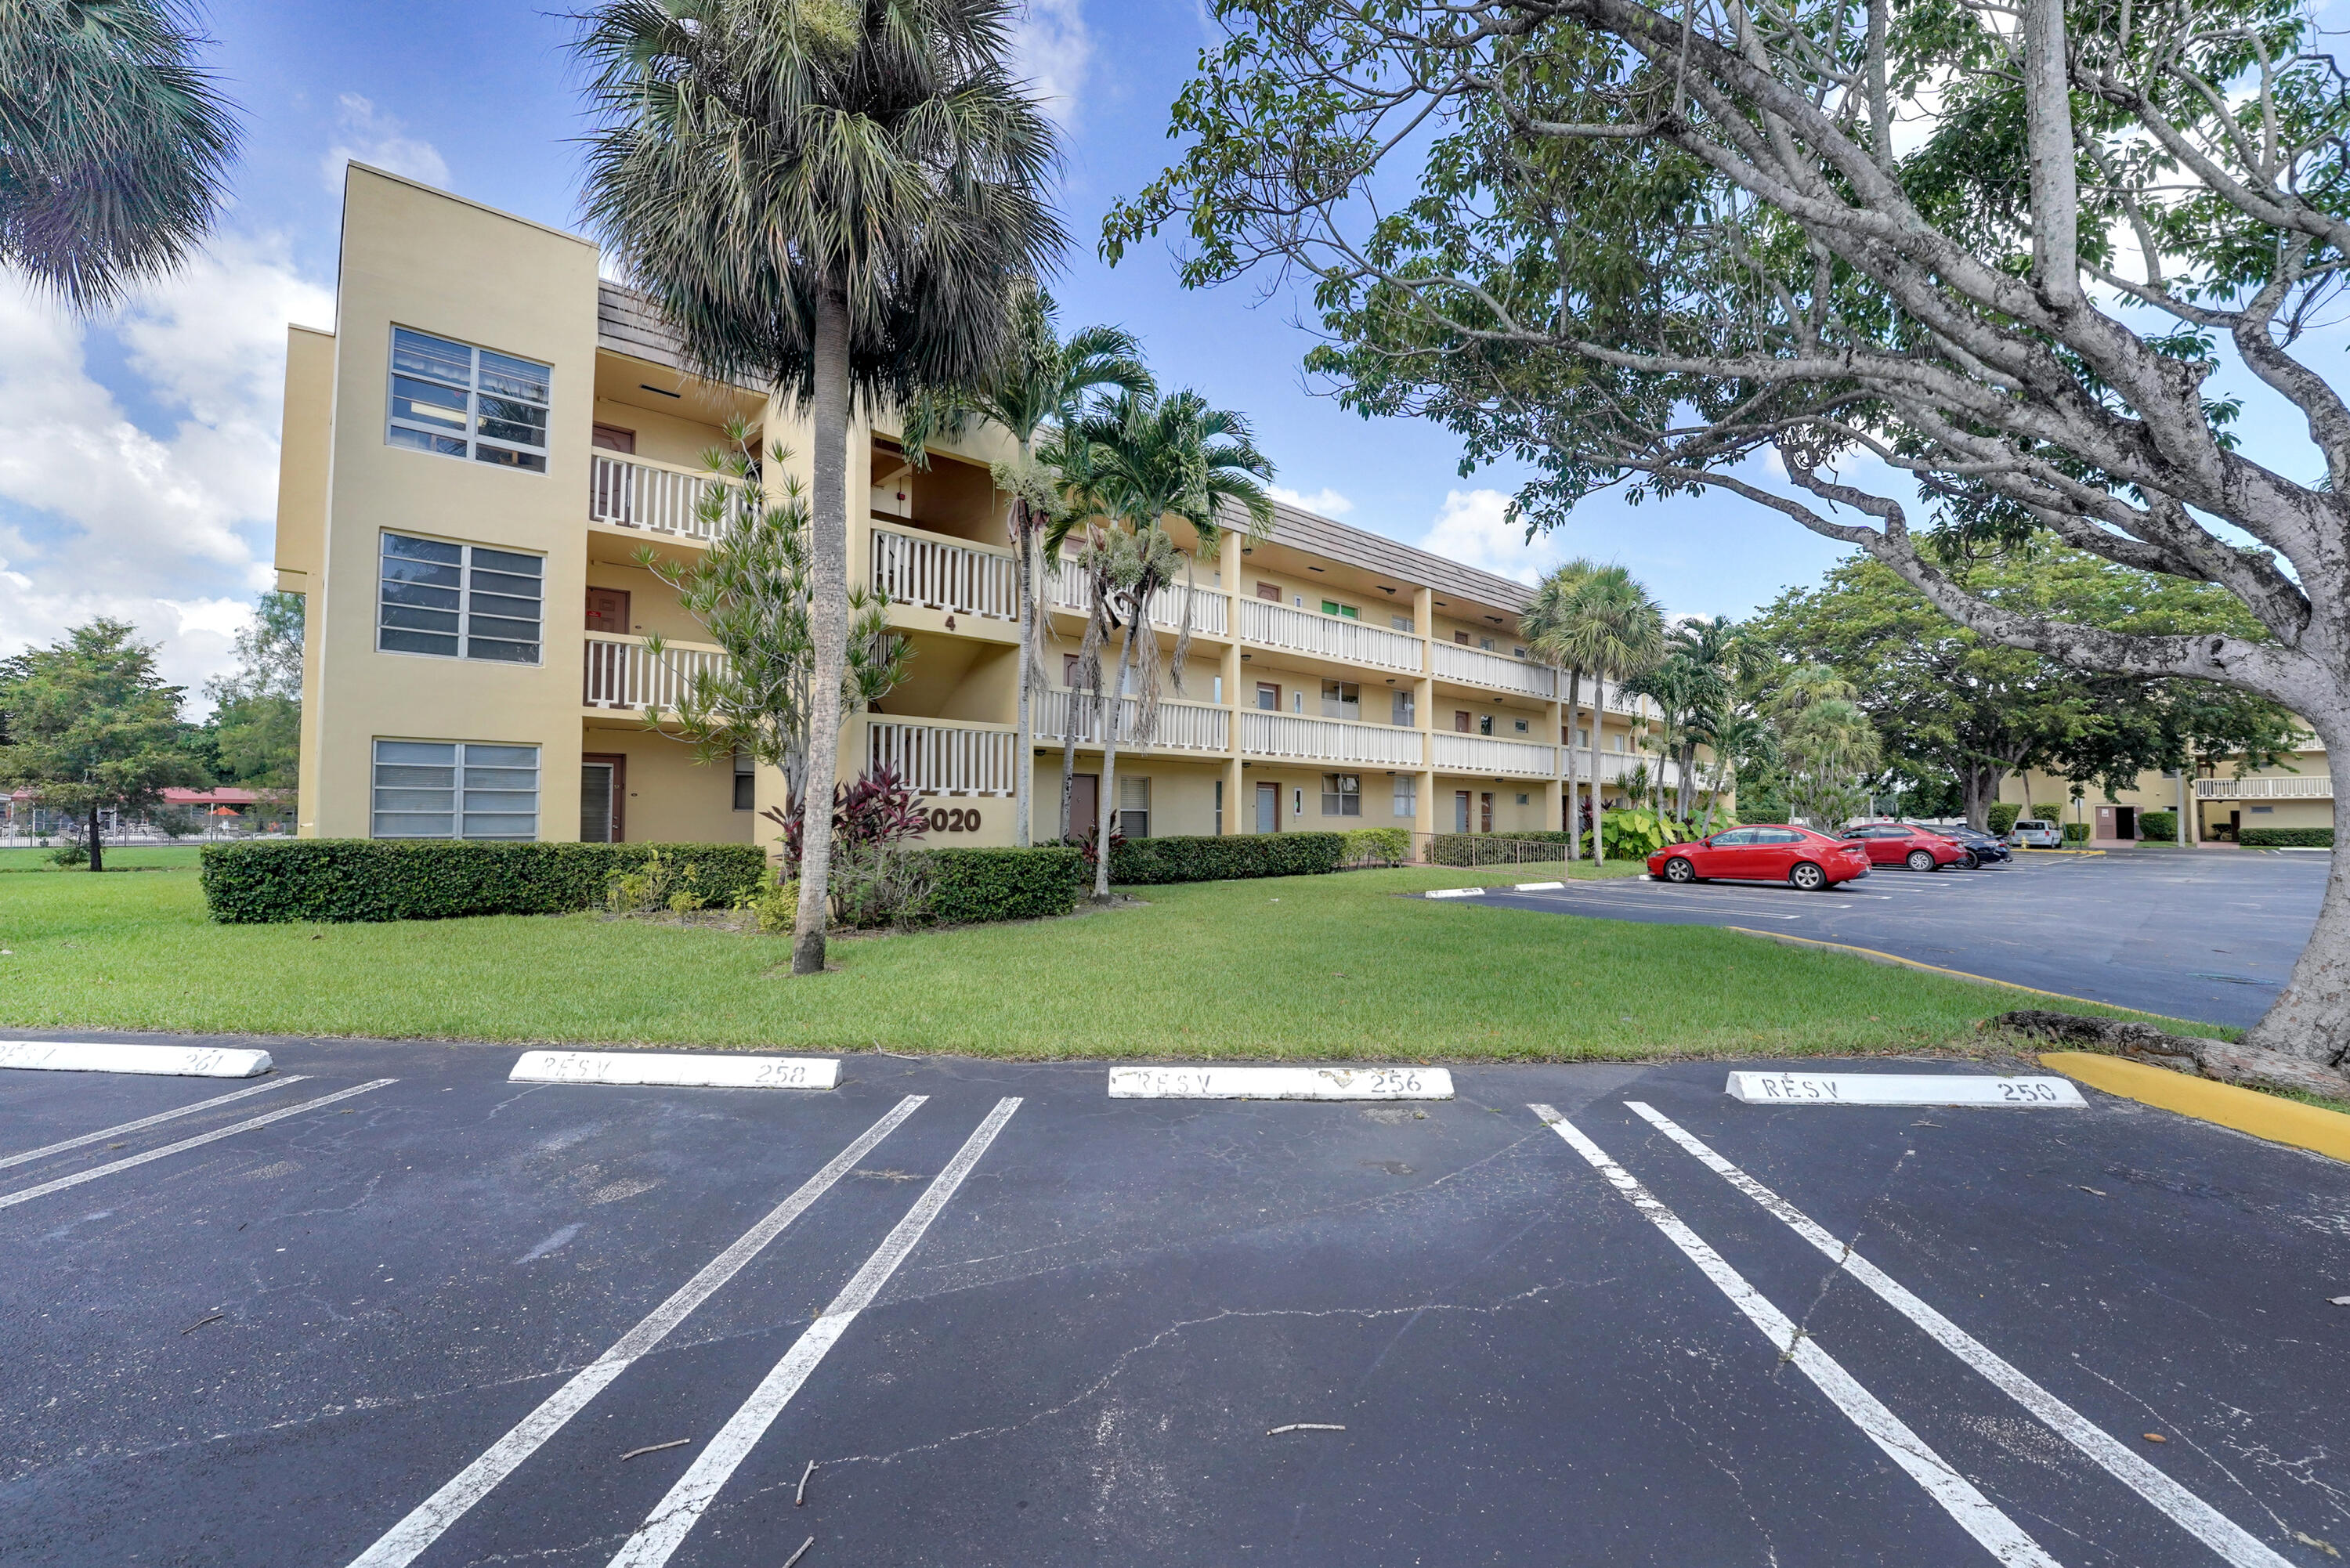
0 234 334 706
1010 0 1093 127
1418 488 1562 584
1267 485 1354 518
320 93 450 193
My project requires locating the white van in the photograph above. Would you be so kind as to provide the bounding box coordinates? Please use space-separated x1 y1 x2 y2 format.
2008 818 2061 848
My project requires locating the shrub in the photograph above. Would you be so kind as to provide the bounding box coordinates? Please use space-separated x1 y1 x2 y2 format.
2060 822 2092 844
2030 803 2065 826
1340 826 1411 866
606 847 722 913
49 840 89 868
201 840 768 923
748 877 798 934
1107 833 1345 884
1987 804 2021 836
830 844 935 929
906 846 1083 923
2241 827 2334 847
2136 810 2176 841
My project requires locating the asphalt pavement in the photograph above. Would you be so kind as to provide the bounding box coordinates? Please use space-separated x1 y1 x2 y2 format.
4 1034 2348 1566
1462 847 2330 1029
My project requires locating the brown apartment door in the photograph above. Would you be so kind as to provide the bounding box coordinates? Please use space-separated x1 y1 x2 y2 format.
1480 792 1495 833
581 754 626 843
586 588 631 635
1070 773 1100 840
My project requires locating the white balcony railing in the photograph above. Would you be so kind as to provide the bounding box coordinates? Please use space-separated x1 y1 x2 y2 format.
583 634 727 712
1434 732 1559 778
1240 598 1422 673
867 718 1018 797
870 523 1017 622
1240 710 1424 766
1034 688 1231 753
2197 775 2333 800
589 453 739 542
1433 641 1556 698
1043 557 1231 638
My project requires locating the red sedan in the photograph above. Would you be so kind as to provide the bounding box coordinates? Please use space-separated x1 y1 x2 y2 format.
1645 825 1872 891
1842 822 1976 871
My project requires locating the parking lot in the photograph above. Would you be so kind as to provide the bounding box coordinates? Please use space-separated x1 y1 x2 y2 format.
1465 848 2330 1028
4 1035 2348 1566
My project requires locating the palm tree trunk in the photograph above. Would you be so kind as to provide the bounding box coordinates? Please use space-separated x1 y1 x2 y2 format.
86 801 104 873
1011 499 1034 849
1563 670 1583 863
1093 617 1137 902
1589 675 1607 865
791 284 853 976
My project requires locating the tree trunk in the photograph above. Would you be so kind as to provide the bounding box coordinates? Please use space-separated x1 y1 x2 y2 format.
2241 706 2350 1066
1011 499 1035 849
1563 670 1583 862
791 286 852 977
1589 676 1607 865
86 801 103 873
1058 659 1083 842
1092 618 1137 903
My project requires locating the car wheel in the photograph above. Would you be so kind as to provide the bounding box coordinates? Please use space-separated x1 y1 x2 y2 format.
1906 848 1936 872
1960 850 1980 870
1663 857 1697 883
1789 862 1827 891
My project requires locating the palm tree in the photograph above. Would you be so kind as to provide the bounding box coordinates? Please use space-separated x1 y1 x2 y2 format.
1049 388 1273 901
1522 558 1600 859
1547 567 1665 862
902 283 1151 846
2 0 238 310
577 0 1065 975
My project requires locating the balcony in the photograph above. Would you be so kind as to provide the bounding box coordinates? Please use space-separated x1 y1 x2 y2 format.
1044 557 1231 638
1434 732 1558 778
1240 598 1422 673
1241 710 1424 766
1432 641 1556 699
2196 775 2333 800
1035 688 1231 753
866 717 1020 797
583 633 727 713
870 522 1017 623
589 453 740 542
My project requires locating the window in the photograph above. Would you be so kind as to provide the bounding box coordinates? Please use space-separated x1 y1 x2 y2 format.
1292 786 1305 817
378 533 544 663
1064 653 1083 686
1119 775 1151 838
1453 710 1471 733
1213 676 1224 706
1293 690 1303 714
1453 630 1470 645
1321 680 1360 720
1391 689 1415 727
1321 600 1360 619
734 750 756 811
1256 682 1281 710
1214 779 1224 836
1478 714 1494 736
1321 773 1361 816
1613 734 1628 752
1393 775 1417 818
1391 614 1414 631
388 327 551 472
371 740 539 840
1479 636 1496 652
1512 718 1530 734
1576 727 1590 747
1513 646 1528 659
1256 581 1281 602
1516 793 1531 806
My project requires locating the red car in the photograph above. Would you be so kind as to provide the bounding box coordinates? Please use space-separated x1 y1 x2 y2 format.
1645 825 1872 891
1842 822 1976 871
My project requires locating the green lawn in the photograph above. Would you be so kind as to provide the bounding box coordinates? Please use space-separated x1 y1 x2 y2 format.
0 855 2213 1058
0 844 207 873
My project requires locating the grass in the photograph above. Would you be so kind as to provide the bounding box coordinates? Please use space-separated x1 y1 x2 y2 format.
0 845 206 873
0 854 2219 1060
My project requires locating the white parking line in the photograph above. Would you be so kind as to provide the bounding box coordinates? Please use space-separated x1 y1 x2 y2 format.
0 1079 394 1210
342 1095 927 1568
605 1097 1023 1568
1624 1102 2290 1568
1529 1105 2062 1568
0 1076 308 1172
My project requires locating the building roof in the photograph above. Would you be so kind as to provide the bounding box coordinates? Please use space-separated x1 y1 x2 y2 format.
161 787 262 806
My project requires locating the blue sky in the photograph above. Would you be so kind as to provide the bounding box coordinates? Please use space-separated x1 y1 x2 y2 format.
2 0 2319 703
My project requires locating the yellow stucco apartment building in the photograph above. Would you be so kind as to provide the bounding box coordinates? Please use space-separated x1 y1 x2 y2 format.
275 168 1668 854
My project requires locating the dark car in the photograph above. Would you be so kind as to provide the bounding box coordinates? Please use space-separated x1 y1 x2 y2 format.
1931 823 2013 864
1646 825 1872 891
1842 821 1976 870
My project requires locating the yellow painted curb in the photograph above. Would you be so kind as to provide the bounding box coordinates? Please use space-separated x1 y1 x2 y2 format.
2013 847 2106 856
2040 1051 2350 1165
1719 927 2169 1019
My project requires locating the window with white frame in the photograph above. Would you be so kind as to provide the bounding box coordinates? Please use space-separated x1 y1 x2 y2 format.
387 327 551 472
1321 773 1361 816
1119 775 1151 838
371 740 540 840
1390 613 1414 631
378 533 544 663
734 750 756 811
1390 688 1415 726
1392 775 1416 818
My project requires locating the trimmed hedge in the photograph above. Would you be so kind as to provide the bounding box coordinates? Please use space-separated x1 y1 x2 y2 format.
201 840 768 923
2136 810 2177 841
2060 822 2092 844
1108 832 1345 884
905 846 1083 923
1986 804 2022 836
2241 827 2334 847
